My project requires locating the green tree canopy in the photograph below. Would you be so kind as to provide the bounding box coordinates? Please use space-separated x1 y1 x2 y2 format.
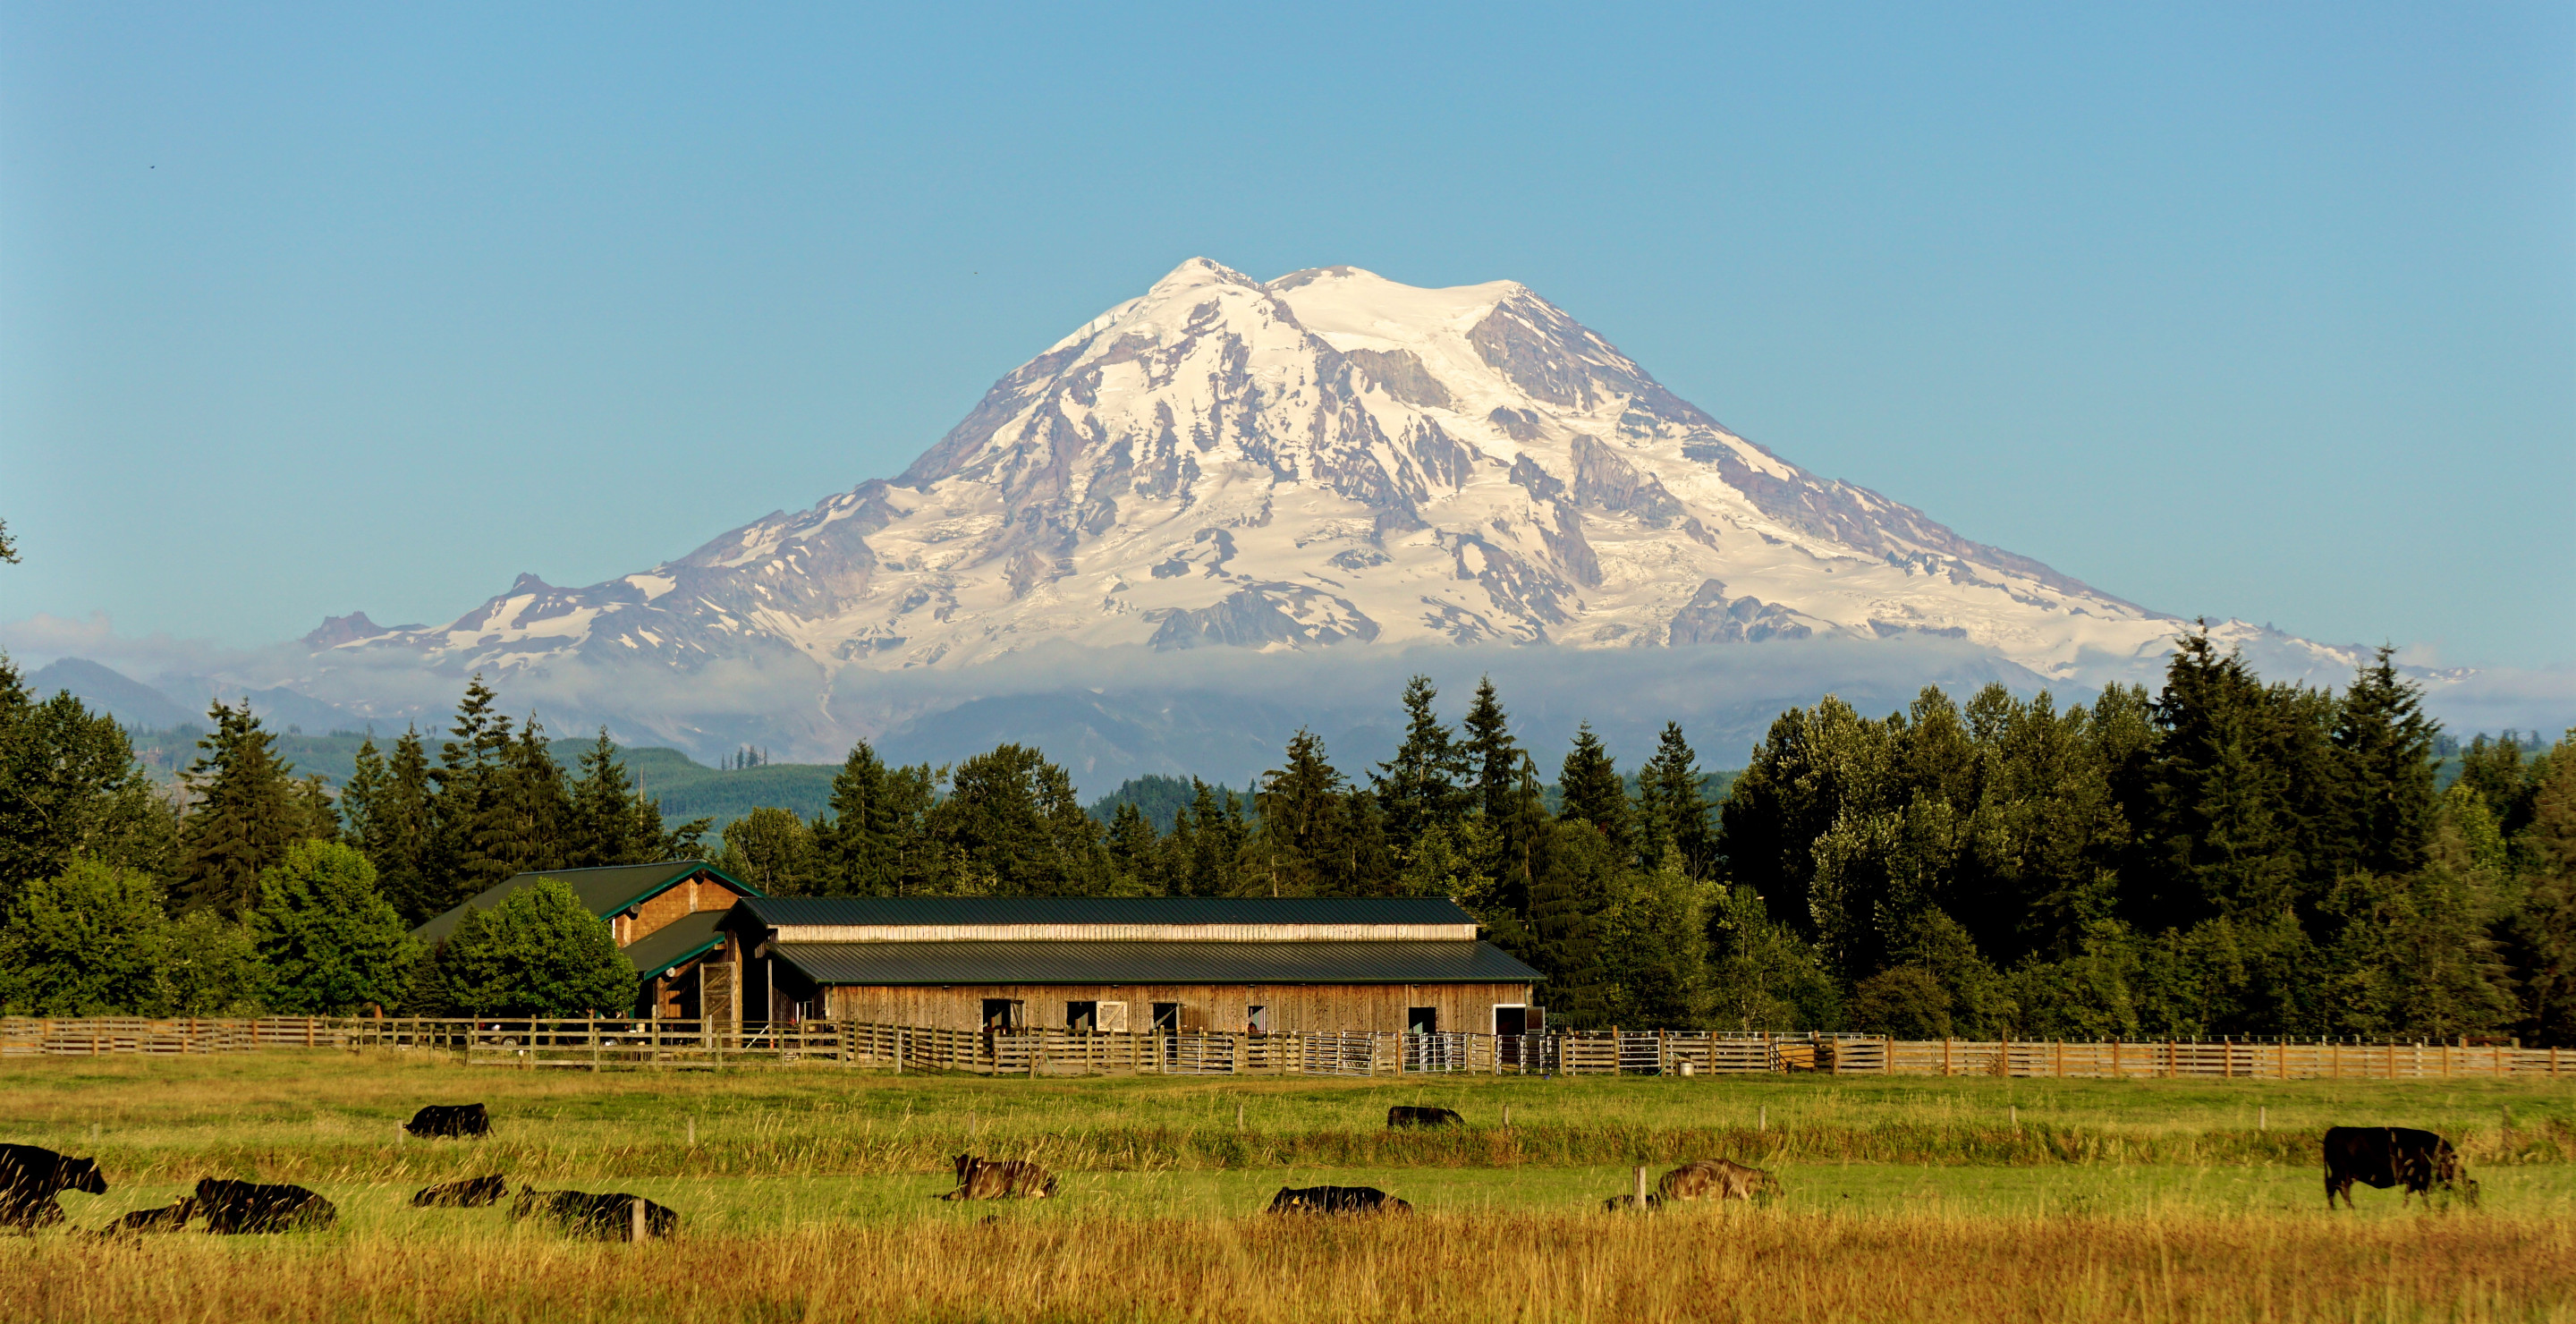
0 859 168 1015
247 839 418 1014
435 876 635 1016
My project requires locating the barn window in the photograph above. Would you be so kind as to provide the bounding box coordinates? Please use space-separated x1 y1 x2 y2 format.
981 998 1023 1030
1246 1005 1268 1035
1096 1001 1129 1032
1066 1000 1098 1032
1150 1002 1181 1032
1408 1006 1438 1035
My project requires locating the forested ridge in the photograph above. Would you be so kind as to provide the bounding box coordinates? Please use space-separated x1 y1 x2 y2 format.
1 633 2569 1043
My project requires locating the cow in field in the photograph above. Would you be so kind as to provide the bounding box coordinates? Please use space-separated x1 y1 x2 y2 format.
193 1178 336 1234
0 1143 106 1233
940 1154 1058 1201
1658 1158 1781 1205
1386 1106 1465 1128
403 1104 490 1139
1267 1185 1411 1215
93 1198 194 1237
1601 1192 1663 1212
2323 1127 2479 1209
509 1185 680 1240
411 1175 508 1208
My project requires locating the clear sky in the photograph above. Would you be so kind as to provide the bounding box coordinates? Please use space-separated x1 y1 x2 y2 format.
4 3 2571 667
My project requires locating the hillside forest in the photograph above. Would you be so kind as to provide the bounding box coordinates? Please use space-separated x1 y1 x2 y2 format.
0 632 2570 1045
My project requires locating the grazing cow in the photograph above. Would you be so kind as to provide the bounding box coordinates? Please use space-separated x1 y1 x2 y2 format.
508 1185 680 1241
1385 1106 1465 1128
1657 1158 1781 1204
1266 1185 1411 1215
0 1143 107 1233
2322 1127 2479 1209
403 1104 490 1139
93 1198 194 1238
1601 1192 1663 1212
193 1178 336 1234
410 1174 508 1208
940 1154 1059 1201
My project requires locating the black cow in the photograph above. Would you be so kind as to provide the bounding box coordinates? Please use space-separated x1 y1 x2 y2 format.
1386 1106 1464 1128
93 1198 194 1237
193 1178 337 1234
1267 1185 1411 1215
509 1185 680 1241
0 1143 106 1233
411 1174 508 1208
2322 1127 2479 1209
403 1104 490 1139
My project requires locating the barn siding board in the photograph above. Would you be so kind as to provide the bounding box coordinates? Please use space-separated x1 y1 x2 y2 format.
820 982 1533 1034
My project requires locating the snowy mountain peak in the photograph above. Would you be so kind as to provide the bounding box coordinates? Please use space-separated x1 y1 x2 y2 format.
325 259 2225 688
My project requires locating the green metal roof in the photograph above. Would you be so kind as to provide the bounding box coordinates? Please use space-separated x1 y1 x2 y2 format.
767 939 1543 986
738 896 1477 927
411 860 760 945
623 910 728 981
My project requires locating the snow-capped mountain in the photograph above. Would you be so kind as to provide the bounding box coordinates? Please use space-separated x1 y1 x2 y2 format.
324 258 2272 687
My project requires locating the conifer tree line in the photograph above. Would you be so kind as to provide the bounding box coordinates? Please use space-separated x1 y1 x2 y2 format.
0 663 678 1017
3 633 2572 1042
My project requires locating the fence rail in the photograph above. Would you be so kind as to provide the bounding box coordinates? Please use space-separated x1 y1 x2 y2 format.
7 1016 2570 1081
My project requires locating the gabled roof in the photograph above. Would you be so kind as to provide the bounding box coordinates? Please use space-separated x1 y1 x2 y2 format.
623 909 728 981
411 860 760 945
735 896 1476 927
769 938 1544 986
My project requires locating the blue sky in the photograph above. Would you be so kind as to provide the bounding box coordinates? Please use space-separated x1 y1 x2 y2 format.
4 3 2570 666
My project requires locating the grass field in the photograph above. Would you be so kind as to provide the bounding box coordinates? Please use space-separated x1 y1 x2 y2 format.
4 1050 2572 1321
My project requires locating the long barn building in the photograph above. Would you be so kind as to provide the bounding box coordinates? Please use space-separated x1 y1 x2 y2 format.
715 897 1544 1037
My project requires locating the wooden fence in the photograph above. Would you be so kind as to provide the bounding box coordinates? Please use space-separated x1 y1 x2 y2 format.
8 1016 2572 1081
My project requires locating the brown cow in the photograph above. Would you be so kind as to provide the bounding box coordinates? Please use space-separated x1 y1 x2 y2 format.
93 1198 194 1237
940 1154 1058 1201
1267 1185 1411 1215
1657 1158 1780 1204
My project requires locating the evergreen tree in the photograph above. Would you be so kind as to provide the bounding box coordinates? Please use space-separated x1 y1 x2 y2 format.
926 744 1115 895
1105 801 1161 895
1167 778 1247 897
815 740 902 895
1372 675 1470 855
1250 730 1352 896
2140 631 2302 928
1460 677 1520 825
1556 723 1631 851
247 839 418 1014
474 717 571 881
0 658 175 912
2499 737 2576 1044
1598 852 1710 1027
340 736 388 852
368 729 439 924
435 877 634 1016
0 859 167 1015
1527 819 1616 1025
428 676 516 909
178 699 309 917
2332 648 2439 878
567 730 655 869
1636 722 1716 880
2458 733 2539 836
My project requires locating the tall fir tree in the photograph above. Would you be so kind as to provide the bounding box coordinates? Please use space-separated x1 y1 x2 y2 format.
815 740 902 895
1372 675 1470 855
428 676 516 910
2332 647 2439 878
178 699 309 917
0 658 175 912
1557 723 1631 851
1636 721 1716 879
366 729 439 924
1460 677 1520 826
566 729 653 869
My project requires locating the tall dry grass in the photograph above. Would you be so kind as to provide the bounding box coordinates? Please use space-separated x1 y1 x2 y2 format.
7 1209 2568 1323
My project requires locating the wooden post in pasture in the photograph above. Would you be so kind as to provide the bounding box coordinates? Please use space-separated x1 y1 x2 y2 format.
1942 1039 1953 1076
1236 1101 1245 1132
1634 1166 1648 1211
631 1196 645 1243
1758 1105 1767 1133
1503 1104 1511 1128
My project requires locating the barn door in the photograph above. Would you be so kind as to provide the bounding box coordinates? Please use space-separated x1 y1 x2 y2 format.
699 963 738 1035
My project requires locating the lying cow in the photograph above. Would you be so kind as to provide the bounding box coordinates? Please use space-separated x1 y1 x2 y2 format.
1658 1158 1780 1204
411 1174 508 1208
509 1185 680 1241
93 1198 194 1238
1601 1192 1663 1212
1267 1185 1411 1215
0 1143 107 1233
403 1104 490 1139
194 1177 336 1234
940 1154 1058 1201
1386 1106 1465 1129
2323 1127 2479 1209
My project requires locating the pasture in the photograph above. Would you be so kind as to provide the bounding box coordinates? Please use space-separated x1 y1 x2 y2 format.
3 1050 2572 1321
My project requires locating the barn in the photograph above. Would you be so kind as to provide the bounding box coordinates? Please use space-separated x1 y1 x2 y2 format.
411 860 762 1019
710 896 1544 1036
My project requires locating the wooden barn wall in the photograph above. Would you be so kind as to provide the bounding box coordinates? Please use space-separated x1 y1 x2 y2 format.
819 982 1534 1034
